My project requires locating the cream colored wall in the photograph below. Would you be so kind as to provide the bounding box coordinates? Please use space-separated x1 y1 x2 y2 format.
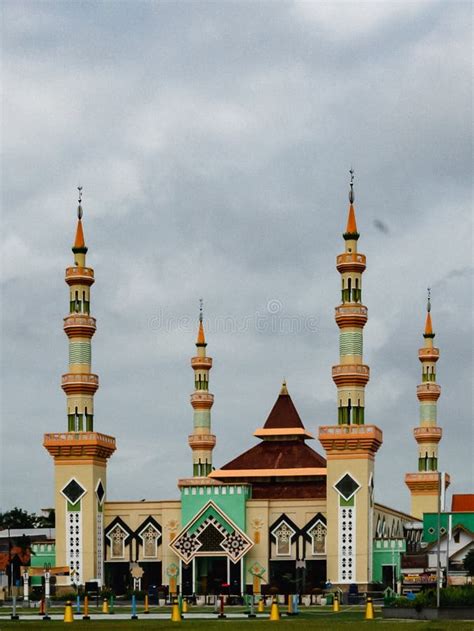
245 498 327 588
325 457 373 586
104 500 181 584
411 493 438 520
54 461 107 586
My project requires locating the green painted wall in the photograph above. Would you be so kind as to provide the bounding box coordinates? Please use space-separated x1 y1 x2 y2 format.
372 539 405 584
181 484 250 530
423 512 474 543
30 542 56 586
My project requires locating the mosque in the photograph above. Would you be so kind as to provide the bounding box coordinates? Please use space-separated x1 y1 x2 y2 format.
42 176 455 596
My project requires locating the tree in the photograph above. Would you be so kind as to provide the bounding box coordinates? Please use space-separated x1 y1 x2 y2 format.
0 507 35 529
0 507 55 529
463 549 474 576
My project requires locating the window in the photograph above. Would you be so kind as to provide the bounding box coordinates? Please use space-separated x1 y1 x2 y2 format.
109 524 127 559
272 522 295 556
139 524 161 558
309 521 327 555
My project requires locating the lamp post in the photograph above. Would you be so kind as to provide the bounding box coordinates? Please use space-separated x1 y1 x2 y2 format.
44 563 51 602
22 568 29 602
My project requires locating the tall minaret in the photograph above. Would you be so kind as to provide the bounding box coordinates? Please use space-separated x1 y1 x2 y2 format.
405 292 450 519
44 189 116 587
319 171 383 589
188 300 216 477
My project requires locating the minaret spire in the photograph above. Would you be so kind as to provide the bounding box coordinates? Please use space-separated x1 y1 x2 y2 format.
188 301 216 478
44 191 115 587
344 168 359 241
319 173 382 588
73 186 88 263
405 291 450 519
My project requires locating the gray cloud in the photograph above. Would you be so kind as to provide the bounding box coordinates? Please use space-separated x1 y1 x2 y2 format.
1 1 472 513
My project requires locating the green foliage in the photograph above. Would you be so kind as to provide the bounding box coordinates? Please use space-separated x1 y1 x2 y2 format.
0 507 55 529
391 586 474 609
463 549 474 576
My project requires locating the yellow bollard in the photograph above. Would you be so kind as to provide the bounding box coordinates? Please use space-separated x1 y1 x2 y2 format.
83 595 90 620
365 596 375 620
333 594 340 613
64 600 74 623
171 597 182 622
182 597 188 613
144 594 149 614
269 596 280 621
102 598 109 614
257 598 265 613
287 594 294 615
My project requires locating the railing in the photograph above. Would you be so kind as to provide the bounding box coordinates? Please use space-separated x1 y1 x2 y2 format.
62 374 99 386
336 253 366 265
188 434 216 445
417 384 441 394
319 424 380 436
44 432 115 445
335 305 368 315
419 347 439 357
64 315 96 326
191 357 213 367
332 365 369 376
414 427 442 437
65 266 94 279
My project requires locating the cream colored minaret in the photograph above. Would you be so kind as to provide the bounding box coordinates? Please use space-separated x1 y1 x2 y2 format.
405 291 450 519
319 171 383 589
44 189 116 588
188 300 216 477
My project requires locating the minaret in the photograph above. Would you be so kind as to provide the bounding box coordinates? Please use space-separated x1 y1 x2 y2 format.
44 189 116 587
319 171 383 588
405 291 450 519
188 300 216 477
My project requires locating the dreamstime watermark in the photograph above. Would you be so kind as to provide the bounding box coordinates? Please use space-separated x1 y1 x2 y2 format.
149 300 318 335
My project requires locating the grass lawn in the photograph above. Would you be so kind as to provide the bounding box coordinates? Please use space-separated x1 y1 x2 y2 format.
0 613 473 630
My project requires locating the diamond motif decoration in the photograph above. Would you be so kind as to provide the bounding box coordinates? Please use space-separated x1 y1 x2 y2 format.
221 531 250 562
172 532 202 562
96 481 105 504
170 500 254 564
335 474 360 501
62 479 86 505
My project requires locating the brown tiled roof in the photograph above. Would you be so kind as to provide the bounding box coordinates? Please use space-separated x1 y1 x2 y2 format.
263 392 305 430
219 440 326 471
451 494 474 512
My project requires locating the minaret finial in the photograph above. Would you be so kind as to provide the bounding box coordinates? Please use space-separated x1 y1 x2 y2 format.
427 287 431 313
77 186 83 220
349 168 355 204
199 298 203 322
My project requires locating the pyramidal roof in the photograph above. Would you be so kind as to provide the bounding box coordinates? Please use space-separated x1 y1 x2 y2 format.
262 385 304 430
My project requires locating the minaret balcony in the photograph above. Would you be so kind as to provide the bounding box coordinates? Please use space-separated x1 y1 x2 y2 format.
414 426 442 444
191 356 213 369
190 392 214 409
335 304 368 328
332 364 370 387
63 315 96 338
65 266 95 286
188 433 217 450
416 383 441 401
405 471 450 492
44 431 115 460
418 347 440 362
61 373 99 395
319 424 383 457
336 252 366 273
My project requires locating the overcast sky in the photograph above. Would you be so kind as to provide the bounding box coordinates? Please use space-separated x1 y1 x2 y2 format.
1 1 472 516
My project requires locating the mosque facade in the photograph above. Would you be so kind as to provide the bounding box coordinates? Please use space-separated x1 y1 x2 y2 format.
43 178 451 595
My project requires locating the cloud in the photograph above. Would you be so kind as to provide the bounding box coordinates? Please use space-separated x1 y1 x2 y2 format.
0 1 471 514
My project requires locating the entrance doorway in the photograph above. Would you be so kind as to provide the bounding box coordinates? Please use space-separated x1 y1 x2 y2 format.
382 564 396 589
196 557 227 594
